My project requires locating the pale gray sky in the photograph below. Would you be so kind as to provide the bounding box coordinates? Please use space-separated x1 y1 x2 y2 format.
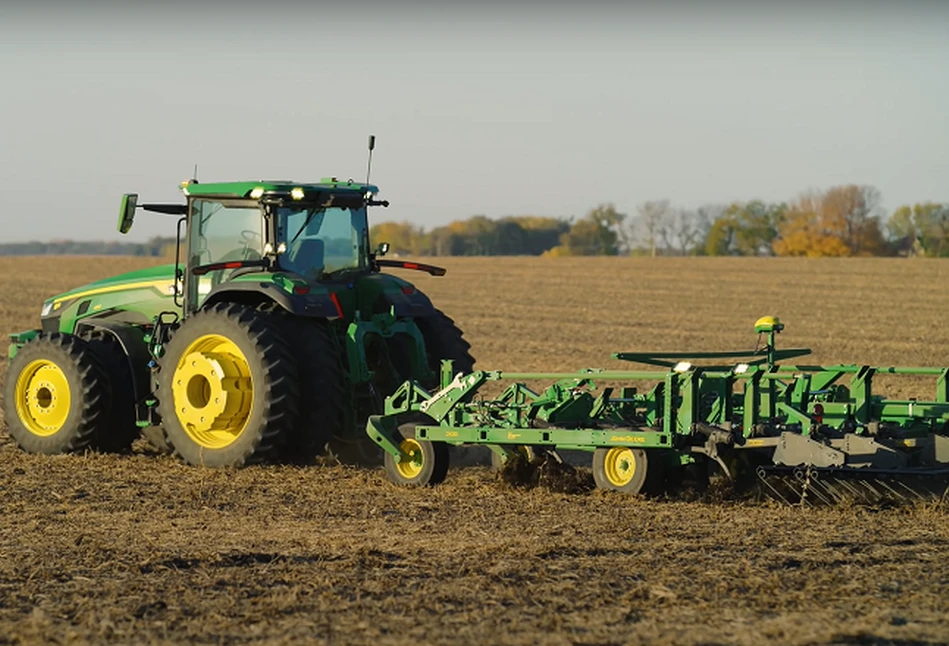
1 1 947 242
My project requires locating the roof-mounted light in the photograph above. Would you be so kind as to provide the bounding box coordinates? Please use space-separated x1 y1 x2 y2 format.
291 187 305 200
249 187 265 199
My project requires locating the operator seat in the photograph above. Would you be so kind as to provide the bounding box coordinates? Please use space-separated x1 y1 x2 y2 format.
287 238 325 277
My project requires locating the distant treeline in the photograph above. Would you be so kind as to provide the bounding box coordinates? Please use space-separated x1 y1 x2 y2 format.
371 184 949 258
0 237 177 257
7 184 947 259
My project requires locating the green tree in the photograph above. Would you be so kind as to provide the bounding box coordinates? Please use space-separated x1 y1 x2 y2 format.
703 201 785 256
887 202 949 257
547 204 625 256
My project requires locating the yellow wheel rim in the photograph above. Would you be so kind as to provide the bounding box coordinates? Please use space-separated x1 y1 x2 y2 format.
396 438 424 479
604 447 636 487
13 359 72 436
171 333 253 450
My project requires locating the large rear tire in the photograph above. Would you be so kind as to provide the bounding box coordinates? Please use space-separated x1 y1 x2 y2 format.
79 329 141 453
156 303 299 467
415 307 487 465
3 333 110 455
415 308 475 388
273 317 348 465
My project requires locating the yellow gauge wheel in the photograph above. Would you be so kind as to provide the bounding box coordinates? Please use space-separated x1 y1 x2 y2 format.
395 438 424 479
603 447 637 487
13 359 72 436
170 333 254 450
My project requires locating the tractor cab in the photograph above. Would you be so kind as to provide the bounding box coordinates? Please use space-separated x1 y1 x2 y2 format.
119 178 386 313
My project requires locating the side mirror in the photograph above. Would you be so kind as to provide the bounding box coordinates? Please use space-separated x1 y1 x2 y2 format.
375 242 390 256
118 193 138 234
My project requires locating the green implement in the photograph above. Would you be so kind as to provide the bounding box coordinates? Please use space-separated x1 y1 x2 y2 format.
366 316 949 505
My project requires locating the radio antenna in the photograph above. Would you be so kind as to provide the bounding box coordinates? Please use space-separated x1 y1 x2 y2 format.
365 135 376 185
192 163 199 183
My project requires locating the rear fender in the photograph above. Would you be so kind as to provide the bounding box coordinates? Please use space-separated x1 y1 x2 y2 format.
379 287 435 318
201 283 340 319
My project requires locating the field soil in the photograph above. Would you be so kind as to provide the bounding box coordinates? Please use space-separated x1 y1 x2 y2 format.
1 256 948 646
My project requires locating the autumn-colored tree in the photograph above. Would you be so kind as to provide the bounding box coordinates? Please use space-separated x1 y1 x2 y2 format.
773 185 887 257
369 221 426 256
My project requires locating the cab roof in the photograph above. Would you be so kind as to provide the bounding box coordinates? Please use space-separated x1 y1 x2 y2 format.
179 178 379 199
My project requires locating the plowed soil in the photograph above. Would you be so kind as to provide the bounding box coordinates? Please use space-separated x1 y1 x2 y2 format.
1 256 948 646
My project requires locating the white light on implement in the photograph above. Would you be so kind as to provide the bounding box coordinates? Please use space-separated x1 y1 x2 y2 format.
277 242 287 254
250 187 264 199
291 187 305 200
734 363 750 374
40 301 53 317
673 361 692 373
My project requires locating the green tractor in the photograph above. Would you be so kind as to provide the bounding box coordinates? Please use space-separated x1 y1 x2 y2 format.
2 142 475 467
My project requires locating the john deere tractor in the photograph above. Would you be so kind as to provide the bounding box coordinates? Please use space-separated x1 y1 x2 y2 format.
2 146 474 468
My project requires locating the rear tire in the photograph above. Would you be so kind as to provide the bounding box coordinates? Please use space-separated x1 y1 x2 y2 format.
156 303 299 467
3 333 110 455
415 308 475 388
273 317 347 464
79 329 140 453
415 308 488 466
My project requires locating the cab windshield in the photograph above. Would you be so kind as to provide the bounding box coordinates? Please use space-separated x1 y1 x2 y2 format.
276 205 369 279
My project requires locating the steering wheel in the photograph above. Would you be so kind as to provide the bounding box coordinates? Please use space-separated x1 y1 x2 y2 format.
240 230 261 244
237 230 263 259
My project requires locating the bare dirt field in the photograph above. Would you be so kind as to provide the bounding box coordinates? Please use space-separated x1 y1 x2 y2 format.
1 256 948 646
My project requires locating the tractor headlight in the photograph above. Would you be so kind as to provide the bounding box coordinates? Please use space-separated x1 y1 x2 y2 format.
41 301 53 317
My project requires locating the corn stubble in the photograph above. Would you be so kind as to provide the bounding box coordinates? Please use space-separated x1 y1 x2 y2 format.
1 256 948 645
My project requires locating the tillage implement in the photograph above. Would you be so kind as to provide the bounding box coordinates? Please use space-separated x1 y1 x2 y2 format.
3 138 474 467
367 317 949 505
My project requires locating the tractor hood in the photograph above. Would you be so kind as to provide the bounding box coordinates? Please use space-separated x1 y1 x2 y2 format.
44 264 178 311
40 264 179 332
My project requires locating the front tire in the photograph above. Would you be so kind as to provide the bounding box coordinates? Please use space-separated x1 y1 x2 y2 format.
156 303 299 467
3 333 110 455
